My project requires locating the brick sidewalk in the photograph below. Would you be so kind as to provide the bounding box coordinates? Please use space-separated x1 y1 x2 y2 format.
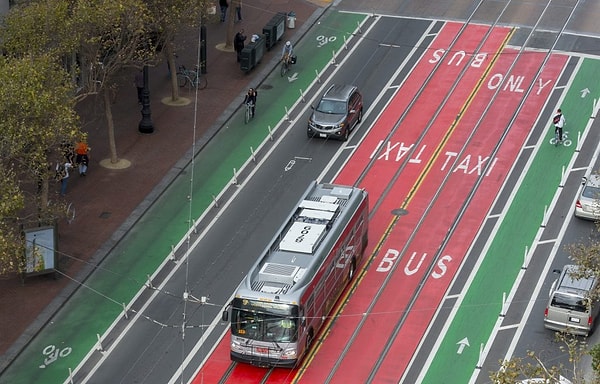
0 0 323 370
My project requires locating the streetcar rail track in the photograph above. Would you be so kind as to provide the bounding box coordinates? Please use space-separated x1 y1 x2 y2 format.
287 0 585 382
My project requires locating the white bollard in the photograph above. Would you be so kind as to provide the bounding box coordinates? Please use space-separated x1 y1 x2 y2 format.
522 245 530 269
268 125 274 141
96 333 103 351
232 168 238 185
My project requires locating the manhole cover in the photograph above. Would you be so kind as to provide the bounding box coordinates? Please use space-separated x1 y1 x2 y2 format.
260 84 273 90
99 212 112 219
391 208 408 216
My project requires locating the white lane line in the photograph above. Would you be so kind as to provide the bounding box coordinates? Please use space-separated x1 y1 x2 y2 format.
411 52 576 384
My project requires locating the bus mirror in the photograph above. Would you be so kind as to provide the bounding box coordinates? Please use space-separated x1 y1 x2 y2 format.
301 317 306 326
222 310 229 322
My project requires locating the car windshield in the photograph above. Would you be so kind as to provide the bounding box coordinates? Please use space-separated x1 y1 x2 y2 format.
316 99 346 114
582 184 600 199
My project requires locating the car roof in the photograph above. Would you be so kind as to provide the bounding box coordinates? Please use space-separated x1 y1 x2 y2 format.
557 264 596 294
322 84 358 102
586 174 600 188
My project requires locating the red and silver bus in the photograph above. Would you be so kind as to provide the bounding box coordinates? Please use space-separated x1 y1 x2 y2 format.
224 181 369 367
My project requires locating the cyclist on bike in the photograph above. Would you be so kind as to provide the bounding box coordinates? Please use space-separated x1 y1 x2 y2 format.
281 41 294 65
244 87 257 117
553 108 566 142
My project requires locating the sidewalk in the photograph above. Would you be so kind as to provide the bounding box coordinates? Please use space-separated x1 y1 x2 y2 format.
0 0 323 371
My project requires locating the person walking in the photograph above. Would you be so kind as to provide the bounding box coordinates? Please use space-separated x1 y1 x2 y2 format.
235 0 242 22
234 29 246 62
75 140 90 176
553 108 566 142
244 87 258 118
56 161 73 196
219 0 228 22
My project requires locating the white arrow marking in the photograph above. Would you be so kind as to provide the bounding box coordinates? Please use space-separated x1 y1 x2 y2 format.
456 337 470 354
581 88 590 98
288 72 298 83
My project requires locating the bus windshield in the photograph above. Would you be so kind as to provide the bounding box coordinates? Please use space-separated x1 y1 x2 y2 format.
231 299 298 343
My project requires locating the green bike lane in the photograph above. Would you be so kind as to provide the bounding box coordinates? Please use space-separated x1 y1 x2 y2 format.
0 11 368 384
420 57 600 383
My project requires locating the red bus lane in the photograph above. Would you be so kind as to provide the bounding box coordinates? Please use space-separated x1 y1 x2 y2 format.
292 23 513 383
338 23 512 245
370 52 570 384
300 50 567 383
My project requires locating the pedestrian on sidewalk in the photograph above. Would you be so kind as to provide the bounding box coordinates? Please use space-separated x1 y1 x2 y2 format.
235 0 242 22
134 70 144 104
60 140 75 165
55 161 73 196
75 140 90 176
219 0 228 22
234 29 246 62
553 108 566 142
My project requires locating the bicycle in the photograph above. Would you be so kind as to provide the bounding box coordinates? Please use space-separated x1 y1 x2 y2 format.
280 56 292 77
176 65 207 90
244 102 255 124
549 128 572 147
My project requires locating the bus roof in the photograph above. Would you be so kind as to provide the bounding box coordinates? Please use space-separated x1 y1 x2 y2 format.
236 182 367 302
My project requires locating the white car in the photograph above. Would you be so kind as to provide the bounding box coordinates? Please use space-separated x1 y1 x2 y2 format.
575 174 600 220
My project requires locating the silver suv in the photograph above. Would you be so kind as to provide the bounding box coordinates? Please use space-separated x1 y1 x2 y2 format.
544 265 599 336
308 84 363 141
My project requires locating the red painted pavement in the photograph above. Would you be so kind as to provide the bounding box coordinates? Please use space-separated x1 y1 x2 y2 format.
298 21 514 383
191 334 231 384
300 44 568 384
370 51 569 384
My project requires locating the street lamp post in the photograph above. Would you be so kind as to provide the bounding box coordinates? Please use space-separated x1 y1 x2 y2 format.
138 65 154 133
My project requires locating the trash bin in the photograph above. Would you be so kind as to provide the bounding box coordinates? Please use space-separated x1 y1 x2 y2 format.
287 11 296 29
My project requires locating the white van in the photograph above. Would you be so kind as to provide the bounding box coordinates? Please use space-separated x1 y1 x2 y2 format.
544 265 599 336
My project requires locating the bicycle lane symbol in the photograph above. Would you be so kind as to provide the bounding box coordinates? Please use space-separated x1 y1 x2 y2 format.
39 344 72 368
549 130 573 147
317 35 336 47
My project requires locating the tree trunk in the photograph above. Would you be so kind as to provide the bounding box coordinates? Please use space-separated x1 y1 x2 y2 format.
104 89 119 164
225 0 239 49
166 43 180 102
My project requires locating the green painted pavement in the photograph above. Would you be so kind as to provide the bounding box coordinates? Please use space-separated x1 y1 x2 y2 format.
0 11 367 384
422 57 600 383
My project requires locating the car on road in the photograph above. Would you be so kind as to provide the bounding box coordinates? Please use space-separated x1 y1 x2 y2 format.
544 265 599 336
307 84 363 141
575 174 600 220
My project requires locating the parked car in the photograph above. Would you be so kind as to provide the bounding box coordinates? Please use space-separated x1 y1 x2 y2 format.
575 174 600 220
544 265 599 336
307 84 363 141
